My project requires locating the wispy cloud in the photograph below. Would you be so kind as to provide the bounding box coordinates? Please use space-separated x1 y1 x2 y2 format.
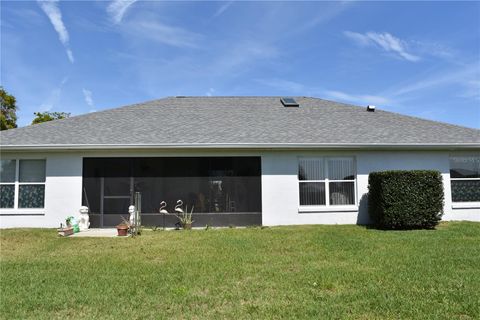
115 2 351 95
255 78 305 93
210 41 278 75
459 80 480 101
124 19 201 48
7 7 44 25
107 0 138 24
66 49 74 63
323 90 391 106
411 40 455 60
37 0 74 63
122 38 278 98
344 31 420 62
213 1 234 18
39 77 68 111
292 2 353 35
386 62 480 102
82 88 95 111
205 88 215 96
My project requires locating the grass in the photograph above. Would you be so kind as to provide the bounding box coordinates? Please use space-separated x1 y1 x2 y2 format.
1 222 479 319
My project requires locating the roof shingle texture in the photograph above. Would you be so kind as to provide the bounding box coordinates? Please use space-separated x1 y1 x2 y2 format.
1 96 479 146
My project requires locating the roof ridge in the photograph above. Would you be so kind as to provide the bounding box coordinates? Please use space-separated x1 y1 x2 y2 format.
169 95 309 98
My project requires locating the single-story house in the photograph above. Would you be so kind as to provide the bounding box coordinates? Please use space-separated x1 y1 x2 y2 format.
0 96 479 228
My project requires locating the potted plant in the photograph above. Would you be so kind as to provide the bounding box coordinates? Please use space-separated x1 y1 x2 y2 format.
116 217 130 237
66 216 80 233
57 223 73 237
171 205 194 230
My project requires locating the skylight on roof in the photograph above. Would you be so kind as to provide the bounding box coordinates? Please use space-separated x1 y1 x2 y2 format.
280 97 299 107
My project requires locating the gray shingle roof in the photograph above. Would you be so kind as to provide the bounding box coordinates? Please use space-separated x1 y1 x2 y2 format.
1 96 479 149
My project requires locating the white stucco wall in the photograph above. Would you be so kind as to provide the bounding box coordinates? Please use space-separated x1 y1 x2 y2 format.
0 152 82 228
1 149 478 228
261 150 480 226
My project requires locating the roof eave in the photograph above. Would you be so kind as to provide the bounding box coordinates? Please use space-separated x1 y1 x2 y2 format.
1 143 479 152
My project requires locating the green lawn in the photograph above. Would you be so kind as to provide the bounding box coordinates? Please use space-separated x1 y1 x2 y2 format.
1 222 479 319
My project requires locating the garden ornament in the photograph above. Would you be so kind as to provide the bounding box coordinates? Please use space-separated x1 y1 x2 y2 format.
78 206 90 231
175 200 184 213
159 201 168 214
129 205 136 226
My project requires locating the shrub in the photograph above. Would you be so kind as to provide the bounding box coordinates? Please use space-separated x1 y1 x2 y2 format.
368 170 444 229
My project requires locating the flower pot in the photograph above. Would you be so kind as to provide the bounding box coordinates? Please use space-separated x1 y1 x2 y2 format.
116 225 129 236
182 223 192 230
57 227 74 237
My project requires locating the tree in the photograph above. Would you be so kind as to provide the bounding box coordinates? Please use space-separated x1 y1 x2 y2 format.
31 111 71 125
0 87 18 130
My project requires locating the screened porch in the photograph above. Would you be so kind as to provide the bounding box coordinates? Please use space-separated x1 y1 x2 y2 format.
82 157 262 228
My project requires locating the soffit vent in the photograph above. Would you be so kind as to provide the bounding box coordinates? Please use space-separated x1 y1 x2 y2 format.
366 105 376 112
280 97 299 107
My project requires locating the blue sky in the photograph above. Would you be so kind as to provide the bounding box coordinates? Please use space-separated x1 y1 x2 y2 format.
1 1 479 128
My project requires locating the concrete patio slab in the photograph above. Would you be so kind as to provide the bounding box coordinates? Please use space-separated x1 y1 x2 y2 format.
70 228 121 237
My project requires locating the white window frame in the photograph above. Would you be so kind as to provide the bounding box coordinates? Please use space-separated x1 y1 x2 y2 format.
298 156 357 213
0 158 46 214
449 155 480 209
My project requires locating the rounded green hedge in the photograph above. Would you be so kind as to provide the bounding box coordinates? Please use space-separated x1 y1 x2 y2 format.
368 170 444 229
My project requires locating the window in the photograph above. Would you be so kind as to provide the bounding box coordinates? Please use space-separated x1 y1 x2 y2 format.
0 160 16 208
0 159 46 209
450 156 480 203
299 157 355 207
